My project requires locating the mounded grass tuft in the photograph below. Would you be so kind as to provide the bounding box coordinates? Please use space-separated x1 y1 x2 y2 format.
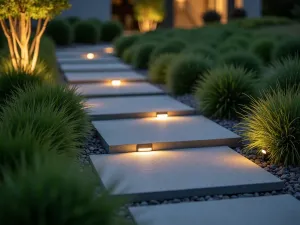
100 21 123 42
221 51 262 75
9 84 91 143
149 53 177 84
74 21 100 44
46 19 73 46
195 66 257 119
114 35 140 57
132 42 156 69
240 88 300 165
263 57 300 92
274 38 300 60
167 55 212 95
250 38 275 64
0 154 126 225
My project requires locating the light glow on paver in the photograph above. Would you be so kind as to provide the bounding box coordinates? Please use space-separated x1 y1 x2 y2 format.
111 80 121 86
86 53 95 59
104 47 114 54
137 144 153 152
156 112 168 119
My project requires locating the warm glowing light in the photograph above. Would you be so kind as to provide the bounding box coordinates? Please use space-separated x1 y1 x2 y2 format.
137 144 153 152
111 80 121 86
261 149 267 155
156 112 168 119
105 47 114 54
176 0 186 9
86 53 95 59
84 103 96 109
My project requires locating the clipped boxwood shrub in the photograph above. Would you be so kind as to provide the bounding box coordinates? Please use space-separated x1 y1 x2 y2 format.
0 100 81 156
274 38 300 60
46 19 73 46
263 57 300 92
182 45 218 61
0 69 45 107
9 84 91 143
240 89 300 165
150 40 186 64
66 16 80 25
250 38 275 64
0 154 126 225
167 55 212 95
100 21 123 42
114 35 140 57
221 51 262 75
230 8 247 19
202 10 221 24
74 21 99 44
149 53 177 84
195 66 257 119
132 43 156 69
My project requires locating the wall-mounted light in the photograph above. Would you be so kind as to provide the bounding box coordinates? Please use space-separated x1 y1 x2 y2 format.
156 112 168 119
86 53 95 60
111 80 121 86
104 47 114 54
137 143 153 152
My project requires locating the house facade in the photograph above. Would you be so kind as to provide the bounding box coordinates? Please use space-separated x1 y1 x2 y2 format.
60 0 261 30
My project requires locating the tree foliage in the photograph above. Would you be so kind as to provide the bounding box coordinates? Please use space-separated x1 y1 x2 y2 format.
133 0 165 32
0 0 70 72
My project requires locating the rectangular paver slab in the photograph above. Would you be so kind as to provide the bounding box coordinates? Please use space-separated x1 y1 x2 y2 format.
92 116 241 152
90 147 283 201
129 195 300 225
86 96 195 120
74 83 164 98
61 63 131 72
65 71 146 84
58 57 120 64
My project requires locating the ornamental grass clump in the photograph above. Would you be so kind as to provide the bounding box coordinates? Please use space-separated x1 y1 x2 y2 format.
274 38 300 60
0 101 81 156
167 55 212 95
149 53 177 84
240 89 300 165
132 42 156 69
221 51 262 76
194 66 257 119
150 40 186 63
181 45 218 61
250 38 275 64
263 57 300 92
114 35 140 57
9 84 91 142
0 154 126 225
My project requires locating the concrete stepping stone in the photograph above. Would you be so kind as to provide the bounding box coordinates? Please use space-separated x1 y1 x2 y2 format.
92 116 241 153
129 195 300 225
90 146 283 201
65 71 146 84
75 83 164 98
58 57 120 64
61 62 131 72
86 95 195 120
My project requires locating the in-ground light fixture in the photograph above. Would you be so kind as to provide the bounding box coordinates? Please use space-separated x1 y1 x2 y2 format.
111 80 121 86
156 112 168 119
137 143 153 152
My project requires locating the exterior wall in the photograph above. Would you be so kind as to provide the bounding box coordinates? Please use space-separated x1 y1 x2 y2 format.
243 0 261 18
60 0 111 21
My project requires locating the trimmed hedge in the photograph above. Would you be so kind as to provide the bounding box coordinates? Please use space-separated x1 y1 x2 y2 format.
114 35 140 57
46 20 73 46
100 21 123 42
74 21 99 44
